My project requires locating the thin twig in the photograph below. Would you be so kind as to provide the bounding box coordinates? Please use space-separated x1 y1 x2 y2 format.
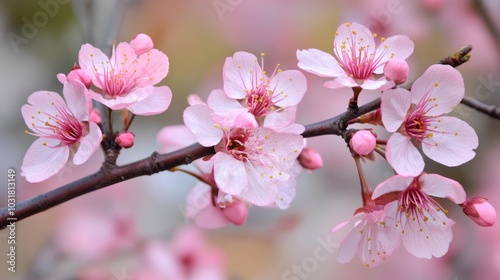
461 95 500 120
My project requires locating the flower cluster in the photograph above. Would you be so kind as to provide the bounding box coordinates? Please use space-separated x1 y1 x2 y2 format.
22 34 172 182
297 22 494 267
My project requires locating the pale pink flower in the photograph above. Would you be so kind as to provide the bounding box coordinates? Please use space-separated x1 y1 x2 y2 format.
183 103 303 206
332 204 399 268
461 196 496 227
21 81 102 183
135 227 226 280
78 36 172 115
209 52 306 132
381 64 478 176
115 131 135 148
350 130 377 156
297 22 414 90
384 58 409 85
372 173 466 259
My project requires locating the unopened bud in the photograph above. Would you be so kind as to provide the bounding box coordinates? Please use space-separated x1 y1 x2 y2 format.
57 66 92 88
89 108 101 124
384 59 409 85
350 130 377 156
116 132 135 149
130 33 154 56
222 201 248 225
462 196 496 227
298 147 323 170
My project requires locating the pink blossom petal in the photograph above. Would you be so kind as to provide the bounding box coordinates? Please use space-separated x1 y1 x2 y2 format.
401 211 454 259
207 89 247 118
269 70 307 107
418 173 466 204
78 44 109 83
213 153 247 195
233 112 258 129
135 49 170 87
63 80 88 120
126 86 172 116
422 116 478 167
270 179 297 209
73 122 102 165
411 65 464 116
333 213 364 264
372 175 414 199
183 104 223 147
360 77 394 90
223 52 260 99
296 48 343 77
334 22 376 63
185 183 213 220
373 35 414 74
25 90 65 118
239 165 280 206
90 88 150 110
323 76 359 89
381 88 412 132
21 138 69 182
262 106 298 130
195 207 230 229
112 42 137 68
386 133 424 176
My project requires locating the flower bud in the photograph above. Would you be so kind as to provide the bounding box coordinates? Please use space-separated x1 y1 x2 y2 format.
57 66 92 88
350 130 377 156
130 33 154 56
116 132 135 149
89 108 102 124
384 59 409 85
222 201 248 225
298 147 323 170
461 196 496 227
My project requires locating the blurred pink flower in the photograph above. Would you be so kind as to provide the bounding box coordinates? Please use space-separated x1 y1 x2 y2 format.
208 52 306 132
21 81 102 182
78 35 172 115
372 173 466 259
297 22 414 90
183 103 303 206
135 227 226 280
381 64 478 176
55 206 138 260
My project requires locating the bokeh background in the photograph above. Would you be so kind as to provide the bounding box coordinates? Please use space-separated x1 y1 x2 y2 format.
1 0 499 279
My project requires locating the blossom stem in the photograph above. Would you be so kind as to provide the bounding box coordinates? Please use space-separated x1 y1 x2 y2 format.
353 156 372 206
348 86 362 110
123 112 136 132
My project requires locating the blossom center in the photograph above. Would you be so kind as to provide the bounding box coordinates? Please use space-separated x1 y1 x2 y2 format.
245 84 274 116
28 100 85 146
334 29 390 81
223 128 250 161
396 178 447 229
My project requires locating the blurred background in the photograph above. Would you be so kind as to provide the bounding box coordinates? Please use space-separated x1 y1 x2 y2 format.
0 0 499 279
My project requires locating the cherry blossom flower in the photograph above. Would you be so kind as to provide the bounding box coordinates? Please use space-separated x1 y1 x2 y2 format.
332 204 399 268
381 64 478 176
78 35 172 115
183 103 303 206
297 22 414 90
21 81 102 183
135 227 226 280
208 52 306 132
372 173 466 259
